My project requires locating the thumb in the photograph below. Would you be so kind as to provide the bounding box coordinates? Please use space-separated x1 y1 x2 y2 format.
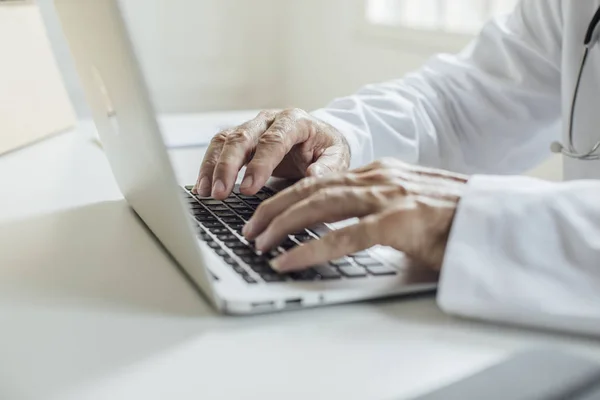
306 146 349 177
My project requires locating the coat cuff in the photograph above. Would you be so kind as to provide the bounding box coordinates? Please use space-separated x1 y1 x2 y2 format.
436 175 552 318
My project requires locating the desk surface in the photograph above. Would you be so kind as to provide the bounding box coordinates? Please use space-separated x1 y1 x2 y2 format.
1 115 599 400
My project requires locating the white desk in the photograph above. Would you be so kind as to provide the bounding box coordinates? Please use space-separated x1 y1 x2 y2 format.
1 114 599 400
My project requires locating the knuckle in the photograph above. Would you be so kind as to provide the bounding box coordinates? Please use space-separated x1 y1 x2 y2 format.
259 130 286 147
369 169 395 183
226 129 253 146
331 228 358 249
343 172 359 185
257 109 273 118
312 187 337 204
214 159 235 174
211 131 229 145
281 107 305 119
295 177 319 193
369 159 385 170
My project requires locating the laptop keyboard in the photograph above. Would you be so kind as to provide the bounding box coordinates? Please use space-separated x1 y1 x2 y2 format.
182 185 397 284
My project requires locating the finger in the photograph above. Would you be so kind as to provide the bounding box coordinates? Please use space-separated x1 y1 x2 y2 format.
408 164 469 183
306 145 350 177
254 187 379 252
243 172 359 239
270 215 382 272
211 111 277 199
193 131 228 196
352 158 468 183
240 109 310 194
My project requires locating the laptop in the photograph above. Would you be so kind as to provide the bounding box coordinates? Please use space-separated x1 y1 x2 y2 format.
51 0 438 314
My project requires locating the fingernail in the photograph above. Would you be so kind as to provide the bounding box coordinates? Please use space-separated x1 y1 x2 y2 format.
212 180 225 197
198 177 211 196
270 256 284 271
255 233 268 252
240 175 253 190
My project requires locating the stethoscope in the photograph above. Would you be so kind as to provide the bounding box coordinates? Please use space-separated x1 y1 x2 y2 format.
550 6 600 160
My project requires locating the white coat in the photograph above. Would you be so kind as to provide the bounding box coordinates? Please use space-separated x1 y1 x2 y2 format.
312 0 600 336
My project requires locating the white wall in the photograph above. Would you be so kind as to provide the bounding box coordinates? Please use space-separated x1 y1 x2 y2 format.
281 0 460 109
40 0 286 116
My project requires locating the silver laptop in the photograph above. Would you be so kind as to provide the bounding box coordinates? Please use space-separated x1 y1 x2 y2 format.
52 0 438 314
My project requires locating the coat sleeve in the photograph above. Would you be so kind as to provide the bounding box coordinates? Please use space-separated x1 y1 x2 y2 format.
312 1 600 336
438 176 600 336
311 0 563 174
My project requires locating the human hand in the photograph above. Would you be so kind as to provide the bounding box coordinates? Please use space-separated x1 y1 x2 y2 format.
192 109 350 200
242 158 468 272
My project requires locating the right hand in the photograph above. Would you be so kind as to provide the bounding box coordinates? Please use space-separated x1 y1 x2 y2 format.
193 109 351 199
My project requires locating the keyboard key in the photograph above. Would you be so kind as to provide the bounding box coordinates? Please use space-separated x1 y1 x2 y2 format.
245 199 262 206
207 241 221 249
313 265 341 280
255 192 271 200
281 239 297 250
230 223 245 230
366 265 397 276
308 225 331 238
350 251 370 258
215 249 228 257
201 199 223 205
217 234 238 242
242 274 257 284
238 194 258 200
355 258 384 267
195 215 216 222
260 187 275 195
261 273 286 282
198 230 211 239
224 197 243 204
352 255 373 263
213 211 236 217
290 269 319 281
330 258 352 267
209 227 230 234
294 234 313 242
224 241 249 249
202 221 224 229
221 216 243 223
232 265 246 274
234 248 255 256
223 257 238 266
236 211 255 219
228 203 251 210
338 265 367 278
250 263 272 274
240 255 253 264
265 249 282 260
206 205 230 212
191 208 210 215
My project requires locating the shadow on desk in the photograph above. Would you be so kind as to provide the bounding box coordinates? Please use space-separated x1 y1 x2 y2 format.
0 200 213 317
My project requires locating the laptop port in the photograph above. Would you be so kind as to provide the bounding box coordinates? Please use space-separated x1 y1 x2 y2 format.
285 298 302 307
250 301 275 311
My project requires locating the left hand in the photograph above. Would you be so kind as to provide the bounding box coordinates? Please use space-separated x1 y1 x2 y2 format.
242 158 469 272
